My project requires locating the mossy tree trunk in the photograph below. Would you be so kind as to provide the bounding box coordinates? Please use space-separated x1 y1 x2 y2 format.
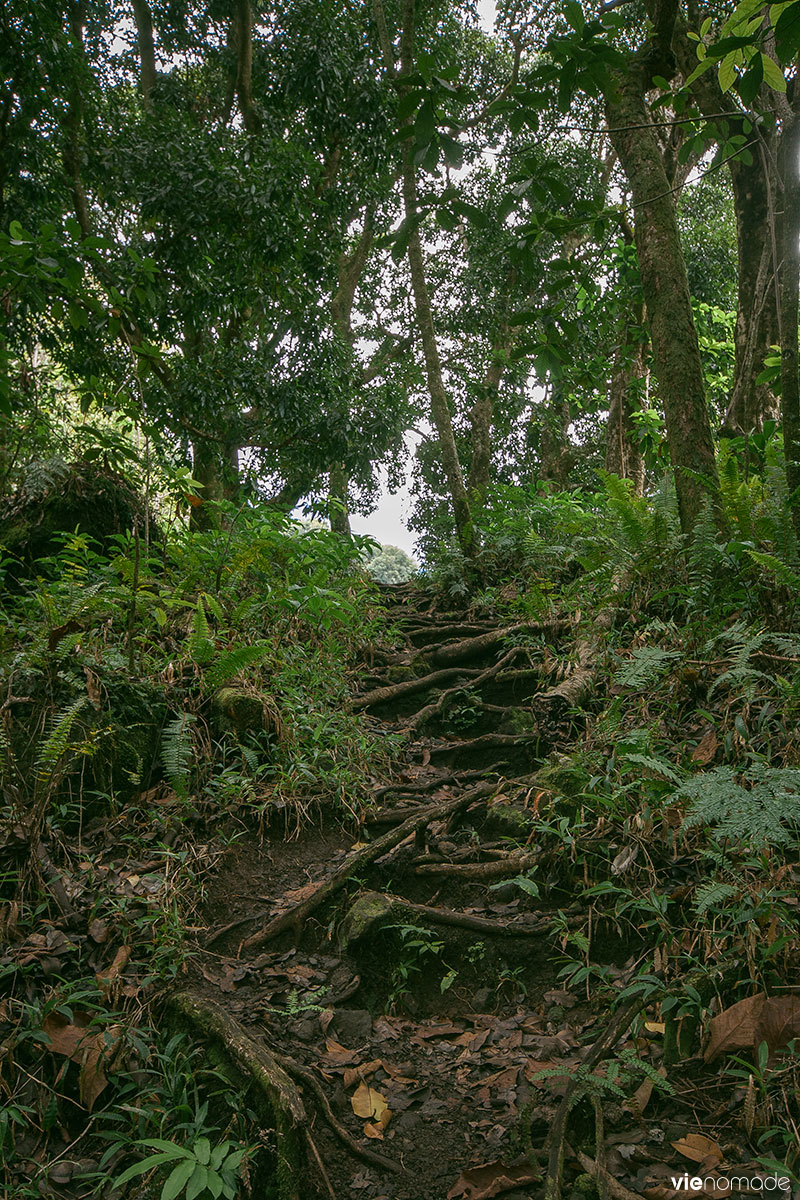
606 46 724 535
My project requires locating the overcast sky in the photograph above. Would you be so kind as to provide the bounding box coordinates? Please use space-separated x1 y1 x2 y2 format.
350 0 498 559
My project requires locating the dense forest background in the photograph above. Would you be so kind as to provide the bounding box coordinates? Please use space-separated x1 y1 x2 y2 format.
2 1 800 1198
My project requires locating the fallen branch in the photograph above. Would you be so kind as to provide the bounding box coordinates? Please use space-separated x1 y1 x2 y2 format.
239 781 496 952
573 1148 646 1200
542 994 642 1200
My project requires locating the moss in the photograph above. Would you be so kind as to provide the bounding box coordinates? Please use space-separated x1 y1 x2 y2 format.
483 801 536 839
338 891 394 949
212 688 266 737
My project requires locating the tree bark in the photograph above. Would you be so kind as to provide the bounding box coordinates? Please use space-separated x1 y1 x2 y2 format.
63 1 90 238
606 60 723 534
131 0 157 107
232 0 261 134
468 316 513 504
778 101 800 533
672 22 780 436
605 313 646 492
392 0 476 559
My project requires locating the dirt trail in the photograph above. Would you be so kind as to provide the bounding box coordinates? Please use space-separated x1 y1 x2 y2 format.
187 586 713 1200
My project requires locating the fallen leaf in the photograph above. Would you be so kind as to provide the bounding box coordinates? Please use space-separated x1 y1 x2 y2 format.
671 1133 723 1165
691 728 718 765
645 1021 666 1035
41 1011 120 1111
625 1065 668 1116
324 1037 361 1066
704 993 800 1062
96 945 131 998
351 1081 390 1122
88 919 108 944
363 1106 393 1139
447 1158 540 1199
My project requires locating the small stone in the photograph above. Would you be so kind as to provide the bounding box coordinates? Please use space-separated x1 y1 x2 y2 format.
329 1008 372 1047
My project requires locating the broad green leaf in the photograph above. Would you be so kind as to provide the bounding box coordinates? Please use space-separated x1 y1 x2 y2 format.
186 1164 209 1200
161 1158 196 1200
760 52 787 90
718 51 739 91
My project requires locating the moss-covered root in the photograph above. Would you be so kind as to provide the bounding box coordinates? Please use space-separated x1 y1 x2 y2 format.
168 992 306 1200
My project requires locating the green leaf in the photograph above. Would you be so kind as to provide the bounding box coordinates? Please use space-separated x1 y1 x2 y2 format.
113 1153 184 1188
775 3 800 62
760 52 787 90
186 1164 209 1200
193 1138 211 1166
563 0 585 32
718 50 739 91
161 1158 196 1200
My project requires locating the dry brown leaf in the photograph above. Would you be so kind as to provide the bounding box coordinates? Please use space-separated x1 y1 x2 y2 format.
446 1158 540 1200
323 1037 360 1066
625 1065 668 1116
691 728 718 765
350 1081 390 1121
671 1133 723 1165
41 1011 120 1112
363 1107 392 1139
704 993 800 1062
88 918 108 944
343 1060 383 1088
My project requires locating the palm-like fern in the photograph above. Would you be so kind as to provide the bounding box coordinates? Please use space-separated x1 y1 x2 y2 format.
35 698 87 780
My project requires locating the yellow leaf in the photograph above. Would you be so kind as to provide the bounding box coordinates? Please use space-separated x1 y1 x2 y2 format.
351 1082 390 1121
644 1021 665 1034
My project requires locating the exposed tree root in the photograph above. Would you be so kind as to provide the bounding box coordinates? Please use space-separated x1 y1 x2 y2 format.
239 781 497 952
573 1148 645 1200
168 992 306 1200
414 852 540 880
425 620 568 668
343 889 560 937
270 1049 402 1176
404 646 523 731
351 666 482 710
428 731 539 757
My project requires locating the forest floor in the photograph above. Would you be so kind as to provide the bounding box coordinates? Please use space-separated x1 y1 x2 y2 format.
5 582 799 1200
182 584 799 1200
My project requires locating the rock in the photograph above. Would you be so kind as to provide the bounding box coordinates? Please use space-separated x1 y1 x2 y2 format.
471 987 493 1011
338 892 393 950
211 688 267 738
329 1008 372 1047
483 802 537 840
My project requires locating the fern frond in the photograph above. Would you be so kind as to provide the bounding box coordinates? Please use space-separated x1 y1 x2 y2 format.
622 753 682 786
678 764 800 848
36 698 87 779
189 597 214 664
161 712 197 799
615 647 680 690
205 642 272 690
693 880 738 917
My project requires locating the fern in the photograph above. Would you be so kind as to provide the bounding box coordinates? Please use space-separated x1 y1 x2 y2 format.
205 642 272 690
686 500 722 613
615 647 680 690
622 752 682 786
36 698 87 779
189 597 215 664
746 549 800 591
678 764 800 848
693 880 738 917
161 712 197 799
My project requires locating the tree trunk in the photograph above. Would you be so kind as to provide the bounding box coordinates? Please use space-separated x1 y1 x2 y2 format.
672 22 780 436
232 0 261 134
725 154 780 434
390 0 476 560
779 105 800 533
329 462 352 537
63 1 90 238
131 0 157 107
190 440 227 531
606 65 723 534
605 317 646 493
468 319 513 505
